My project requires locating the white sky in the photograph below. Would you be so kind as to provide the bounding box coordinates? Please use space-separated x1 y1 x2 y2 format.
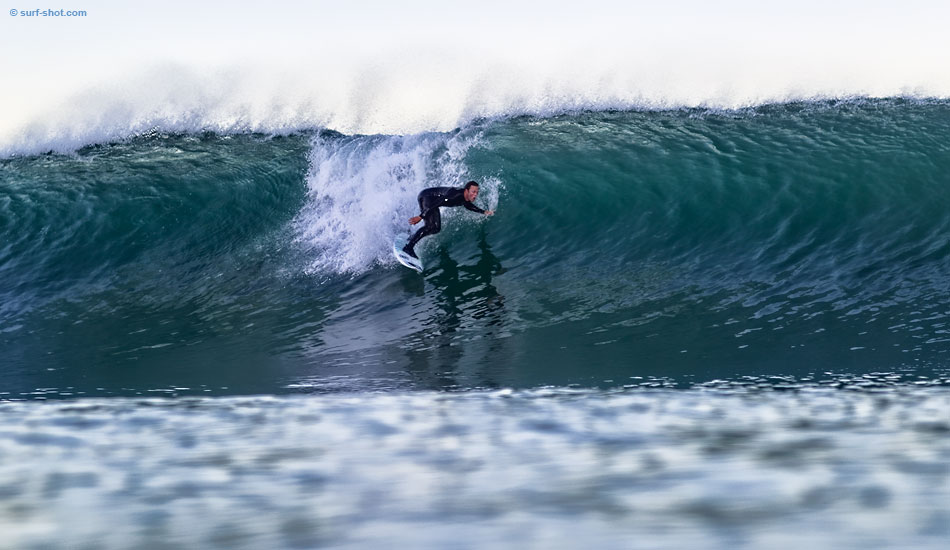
2 0 949 149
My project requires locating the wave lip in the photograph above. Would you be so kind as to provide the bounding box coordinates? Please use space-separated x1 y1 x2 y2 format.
4 27 950 158
5 1 950 157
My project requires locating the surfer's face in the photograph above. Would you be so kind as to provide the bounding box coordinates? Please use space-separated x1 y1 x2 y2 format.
464 185 479 202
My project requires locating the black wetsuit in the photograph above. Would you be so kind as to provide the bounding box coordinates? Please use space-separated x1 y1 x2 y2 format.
404 186 486 257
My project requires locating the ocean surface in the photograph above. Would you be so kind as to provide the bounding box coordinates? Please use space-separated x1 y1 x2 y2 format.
2 99 950 548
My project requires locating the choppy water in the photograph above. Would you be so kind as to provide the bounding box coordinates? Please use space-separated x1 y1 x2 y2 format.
2 383 949 549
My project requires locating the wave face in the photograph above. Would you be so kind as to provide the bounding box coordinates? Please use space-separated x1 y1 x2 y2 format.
2 100 950 396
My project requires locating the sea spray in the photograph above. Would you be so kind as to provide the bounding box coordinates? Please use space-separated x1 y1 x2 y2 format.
293 129 499 274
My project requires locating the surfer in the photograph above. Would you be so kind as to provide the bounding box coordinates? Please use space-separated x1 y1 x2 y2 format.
402 181 494 259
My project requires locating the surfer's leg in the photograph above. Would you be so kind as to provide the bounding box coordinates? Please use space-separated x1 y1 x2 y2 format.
404 209 440 258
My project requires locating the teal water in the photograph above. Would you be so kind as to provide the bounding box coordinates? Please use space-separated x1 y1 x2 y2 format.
2 100 950 396
2 100 950 548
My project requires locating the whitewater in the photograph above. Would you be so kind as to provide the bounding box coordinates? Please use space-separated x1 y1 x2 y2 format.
3 1 950 156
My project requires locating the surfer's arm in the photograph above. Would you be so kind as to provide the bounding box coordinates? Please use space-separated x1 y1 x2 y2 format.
419 205 435 218
411 203 440 224
463 202 486 214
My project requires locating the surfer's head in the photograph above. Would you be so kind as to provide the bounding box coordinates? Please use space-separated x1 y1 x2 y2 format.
463 181 479 202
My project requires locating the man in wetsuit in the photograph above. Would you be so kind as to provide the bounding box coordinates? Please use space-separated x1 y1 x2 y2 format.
402 180 494 259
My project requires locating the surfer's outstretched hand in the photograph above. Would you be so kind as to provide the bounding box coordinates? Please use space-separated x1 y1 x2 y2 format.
409 216 422 225
485 210 494 216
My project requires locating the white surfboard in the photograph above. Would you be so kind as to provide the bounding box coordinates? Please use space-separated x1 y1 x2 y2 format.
393 235 423 272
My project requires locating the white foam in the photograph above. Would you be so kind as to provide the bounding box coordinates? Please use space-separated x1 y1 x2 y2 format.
293 129 495 275
2 1 949 157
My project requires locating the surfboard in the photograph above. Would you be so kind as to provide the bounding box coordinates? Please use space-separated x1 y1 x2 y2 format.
393 235 423 272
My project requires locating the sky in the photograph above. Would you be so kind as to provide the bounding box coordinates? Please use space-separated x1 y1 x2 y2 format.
2 0 949 152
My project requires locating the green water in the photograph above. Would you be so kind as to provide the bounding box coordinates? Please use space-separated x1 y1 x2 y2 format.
2 100 950 396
